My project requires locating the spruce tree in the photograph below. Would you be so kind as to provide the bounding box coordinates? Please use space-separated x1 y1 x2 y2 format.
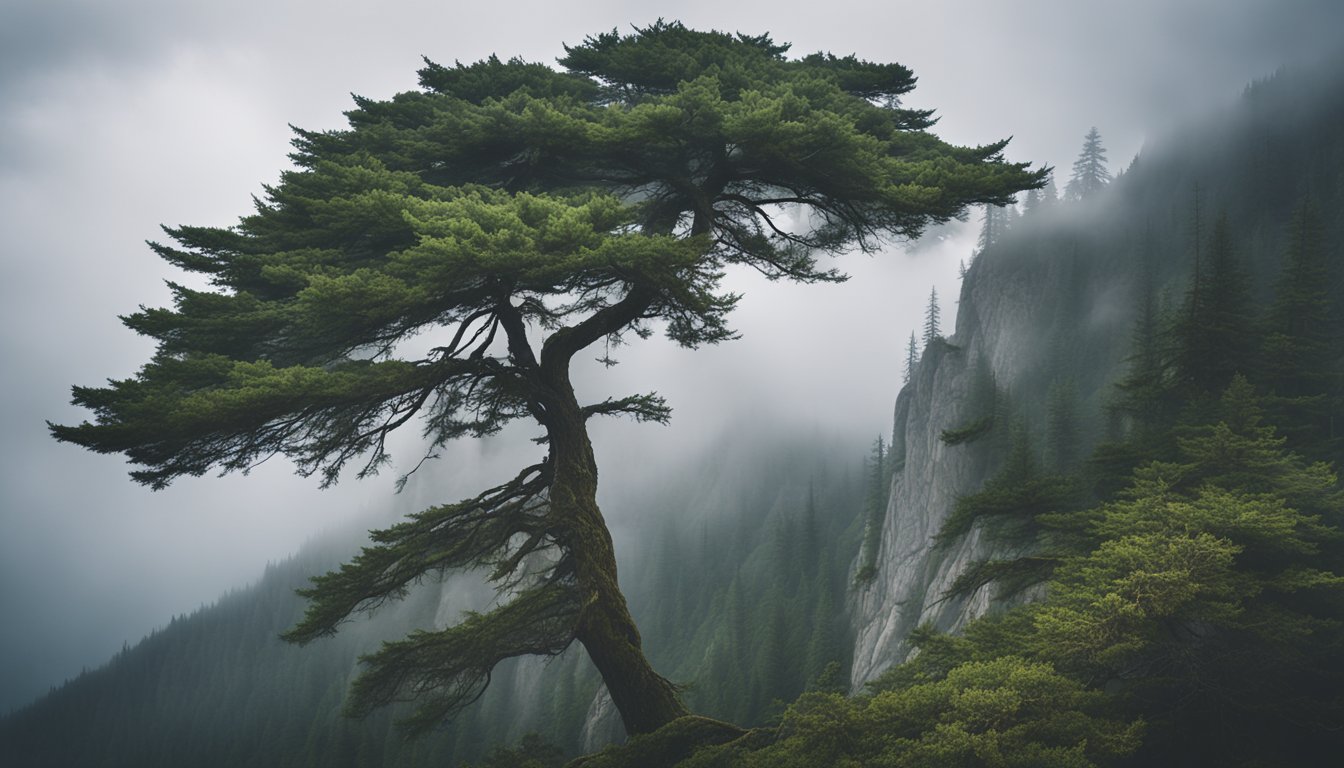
48 22 1041 737
1173 213 1256 396
976 203 1004 252
1038 171 1059 208
1260 202 1341 460
904 331 919 383
1263 202 1332 397
1065 127 1113 200
1113 248 1174 433
923 287 942 347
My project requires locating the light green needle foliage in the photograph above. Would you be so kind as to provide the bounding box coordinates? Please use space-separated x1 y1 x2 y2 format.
683 658 1139 768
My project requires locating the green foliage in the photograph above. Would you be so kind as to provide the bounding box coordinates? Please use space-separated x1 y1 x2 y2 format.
941 415 995 446
938 424 1082 545
907 68 1344 767
1261 201 1344 459
914 378 1344 766
941 355 1002 448
1171 213 1256 397
683 658 1140 768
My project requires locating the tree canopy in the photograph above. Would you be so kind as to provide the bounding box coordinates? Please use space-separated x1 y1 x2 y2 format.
51 20 1044 739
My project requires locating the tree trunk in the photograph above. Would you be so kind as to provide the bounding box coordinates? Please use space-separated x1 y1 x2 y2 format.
547 384 688 735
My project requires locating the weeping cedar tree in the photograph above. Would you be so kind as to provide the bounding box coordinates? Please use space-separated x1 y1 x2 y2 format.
49 22 1042 738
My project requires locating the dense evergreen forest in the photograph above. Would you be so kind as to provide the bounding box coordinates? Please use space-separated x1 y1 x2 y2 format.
5 56 1344 768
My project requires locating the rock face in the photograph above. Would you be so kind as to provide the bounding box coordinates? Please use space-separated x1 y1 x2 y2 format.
849 218 1136 688
581 685 621 752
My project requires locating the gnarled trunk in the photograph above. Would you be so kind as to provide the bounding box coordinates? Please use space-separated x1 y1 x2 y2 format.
547 383 688 735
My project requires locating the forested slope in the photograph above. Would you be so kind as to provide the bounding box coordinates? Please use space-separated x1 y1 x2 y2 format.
852 59 1344 687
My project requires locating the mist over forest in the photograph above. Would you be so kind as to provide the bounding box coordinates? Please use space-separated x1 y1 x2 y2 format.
3 3 1344 767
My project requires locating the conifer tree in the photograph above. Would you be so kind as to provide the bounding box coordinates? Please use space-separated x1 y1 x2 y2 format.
1038 171 1059 209
1263 203 1334 393
923 287 942 347
1261 202 1341 457
1044 378 1082 473
976 204 1004 252
904 331 919 383
1065 127 1112 200
856 436 890 582
48 22 1041 737
1173 213 1256 395
1111 248 1173 433
1022 187 1041 213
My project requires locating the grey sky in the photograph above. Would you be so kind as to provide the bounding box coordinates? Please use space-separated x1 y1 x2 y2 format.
3 0 1341 713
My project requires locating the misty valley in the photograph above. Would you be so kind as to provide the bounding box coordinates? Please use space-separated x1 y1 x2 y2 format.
6 21 1344 768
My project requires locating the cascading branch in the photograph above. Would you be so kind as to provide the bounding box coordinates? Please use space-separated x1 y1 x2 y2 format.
51 21 1044 738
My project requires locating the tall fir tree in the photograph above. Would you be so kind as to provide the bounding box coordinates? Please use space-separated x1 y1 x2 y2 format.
1263 202 1332 396
1023 187 1041 212
904 331 919 383
1174 213 1256 396
1112 242 1174 435
976 203 1006 252
1038 171 1059 209
856 436 891 582
923 286 942 347
1065 127 1113 200
1261 201 1342 458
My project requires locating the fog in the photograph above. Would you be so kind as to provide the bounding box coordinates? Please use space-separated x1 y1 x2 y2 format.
3 0 1341 713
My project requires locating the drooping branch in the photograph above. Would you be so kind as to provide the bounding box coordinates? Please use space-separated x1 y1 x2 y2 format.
283 461 553 644
581 393 672 423
344 579 582 736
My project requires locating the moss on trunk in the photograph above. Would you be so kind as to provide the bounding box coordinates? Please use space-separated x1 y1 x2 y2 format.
547 384 688 735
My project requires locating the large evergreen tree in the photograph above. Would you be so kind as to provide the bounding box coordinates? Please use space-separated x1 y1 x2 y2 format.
1264 202 1332 396
49 22 1041 738
1261 201 1342 457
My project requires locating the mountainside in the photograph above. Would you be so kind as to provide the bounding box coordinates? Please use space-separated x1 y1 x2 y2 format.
851 60 1344 687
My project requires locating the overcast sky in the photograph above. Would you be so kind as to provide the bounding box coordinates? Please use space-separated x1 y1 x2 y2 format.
3 0 1341 713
